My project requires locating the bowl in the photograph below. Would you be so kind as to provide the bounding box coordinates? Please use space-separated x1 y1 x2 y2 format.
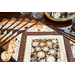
45 12 75 22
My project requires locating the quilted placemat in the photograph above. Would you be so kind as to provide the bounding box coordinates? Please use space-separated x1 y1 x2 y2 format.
17 32 74 62
0 19 75 62
0 18 37 61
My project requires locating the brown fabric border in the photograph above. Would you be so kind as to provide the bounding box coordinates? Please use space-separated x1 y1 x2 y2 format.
18 32 74 62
